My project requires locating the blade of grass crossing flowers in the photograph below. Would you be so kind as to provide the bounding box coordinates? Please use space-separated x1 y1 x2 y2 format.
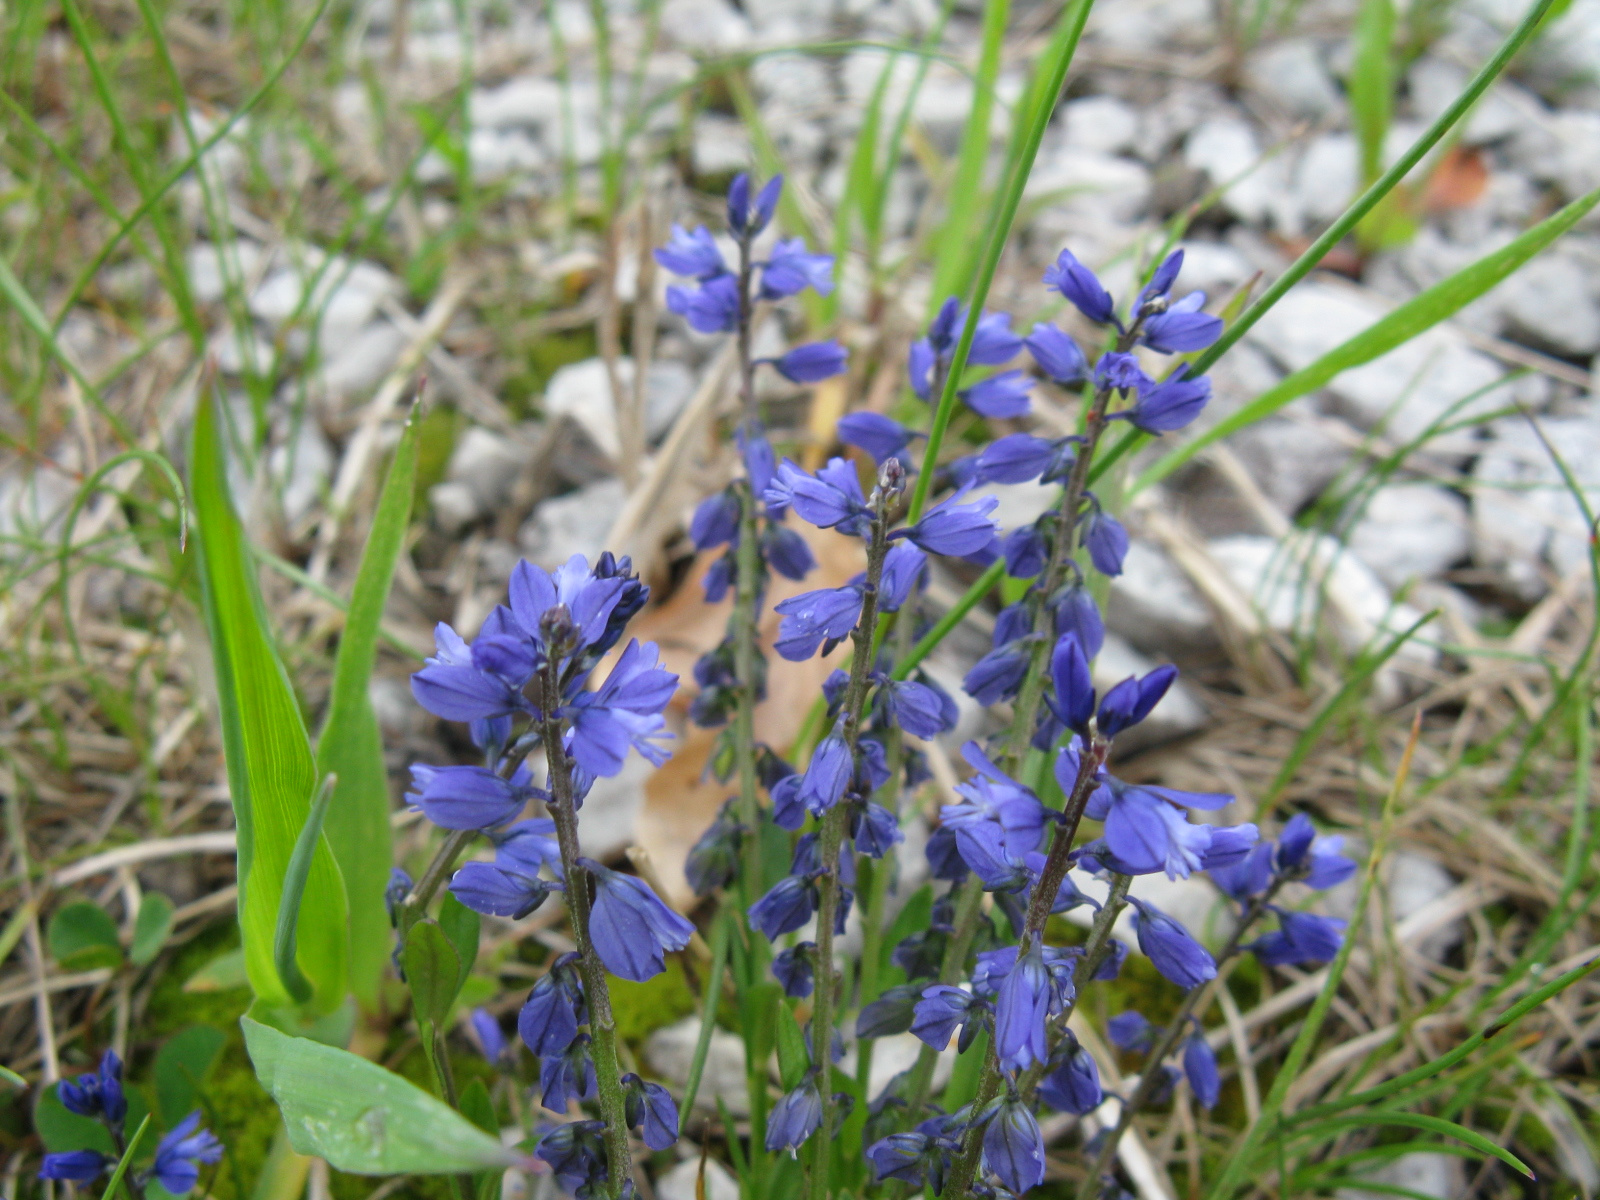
1134 183 1600 494
105 1113 153 1200
1204 713 1420 1200
315 403 420 1005
680 906 732 1117
906 0 1095 524
190 389 349 1014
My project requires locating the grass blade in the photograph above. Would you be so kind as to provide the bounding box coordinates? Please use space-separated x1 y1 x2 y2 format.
1286 1112 1534 1178
190 387 348 1014
103 1113 153 1200
316 403 420 1005
1134 184 1600 493
681 905 733 1117
1350 0 1396 187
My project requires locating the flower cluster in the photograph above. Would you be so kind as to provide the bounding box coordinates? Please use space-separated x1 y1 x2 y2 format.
40 1052 222 1195
407 552 688 1194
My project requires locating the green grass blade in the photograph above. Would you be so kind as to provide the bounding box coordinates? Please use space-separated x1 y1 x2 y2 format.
1135 184 1600 493
316 405 419 1005
1350 0 1396 187
190 388 348 1014
104 1113 153 1200
681 905 733 1117
1286 1113 1533 1178
928 0 1010 304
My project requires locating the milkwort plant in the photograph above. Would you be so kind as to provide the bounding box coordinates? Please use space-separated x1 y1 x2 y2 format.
405 552 689 1198
672 239 1358 1200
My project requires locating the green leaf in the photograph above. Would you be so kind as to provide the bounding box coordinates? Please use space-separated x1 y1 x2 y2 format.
403 920 463 1030
47 900 122 970
438 891 480 1000
458 1077 504 1200
317 407 418 1006
131 891 176 967
681 905 732 1118
275 774 338 1005
242 1017 517 1174
190 388 348 1014
104 1113 153 1200
1287 1112 1534 1178
1136 184 1600 494
1350 0 1397 187
154 1026 227 1127
184 946 249 993
0 1064 25 1088
774 998 809 1091
34 1084 116 1155
742 982 783 1080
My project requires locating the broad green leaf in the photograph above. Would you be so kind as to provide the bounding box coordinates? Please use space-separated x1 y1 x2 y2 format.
184 946 249 993
1138 186 1600 494
438 891 481 999
774 998 808 1091
190 388 347 1013
317 408 418 1006
742 982 783 1079
403 920 463 1030
242 1017 517 1174
47 900 122 970
131 891 175 966
154 1026 227 1127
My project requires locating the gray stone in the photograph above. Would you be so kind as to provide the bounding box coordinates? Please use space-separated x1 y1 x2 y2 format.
1335 1152 1465 1200
429 481 481 535
645 1017 750 1115
1538 110 1600 202
471 76 563 131
1292 134 1359 228
1246 280 1510 447
1089 0 1211 49
1471 416 1600 599
520 478 628 567
692 114 751 177
268 415 334 529
1494 252 1600 357
659 0 753 51
657 1159 740 1200
318 321 407 398
188 241 265 306
1108 539 1219 655
1345 482 1472 589
1170 241 1255 300
543 357 696 460
1062 96 1140 156
1025 147 1151 228
1229 409 1353 513
249 257 400 349
1183 117 1297 231
966 478 1056 531
1246 38 1342 120
465 128 547 183
446 427 527 513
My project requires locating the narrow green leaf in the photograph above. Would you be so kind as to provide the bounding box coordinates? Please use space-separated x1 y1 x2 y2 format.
774 998 809 1091
1350 0 1396 187
317 407 419 1005
103 1113 153 1200
404 920 464 1030
131 891 175 967
47 901 122 970
190 389 348 1013
154 1026 227 1127
742 982 783 1079
681 905 732 1117
438 891 481 999
0 1064 24 1088
242 1018 517 1174
1136 184 1600 494
1288 1112 1534 1178
275 774 339 1005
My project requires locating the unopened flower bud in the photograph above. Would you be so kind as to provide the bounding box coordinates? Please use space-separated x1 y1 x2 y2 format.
878 457 906 496
539 604 577 654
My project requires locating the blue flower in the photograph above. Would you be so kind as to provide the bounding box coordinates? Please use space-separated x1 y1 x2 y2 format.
582 860 695 981
150 1112 223 1196
449 861 559 918
763 524 816 580
949 819 1030 890
1142 292 1222 354
493 818 564 878
518 956 585 1055
1025 323 1090 385
1127 369 1211 433
1093 351 1150 393
867 1131 952 1191
766 1077 824 1154
470 1008 512 1066
909 298 1023 398
1039 1032 1102 1114
1082 506 1129 576
728 172 782 237
769 340 849 382
1134 249 1186 313
654 225 726 279
1184 1031 1220 1107
750 874 817 939
797 732 853 816
960 370 1033 418
760 239 835 298
981 1098 1046 1194
774 585 863 661
1043 248 1117 325
900 492 999 557
38 1151 111 1183
667 273 741 333
837 412 917 464
685 805 743 896
410 623 533 724
1095 663 1176 738
1075 761 1238 880
882 678 958 738
508 555 633 668
1054 582 1105 657
562 640 677 777
1129 896 1217 989
407 763 538 831
1251 909 1346 966
1047 633 1095 737
994 945 1052 1071
535 1119 608 1194
855 983 922 1037
963 638 1032 706
1003 524 1047 579
772 942 815 998
911 985 986 1051
1211 841 1275 900
767 457 872 535
855 801 905 856
976 433 1056 484
1277 813 1358 890
540 1035 598 1111
690 488 740 550
622 1073 680 1151
57 1050 125 1127
879 542 927 612
949 742 1051 857
1108 1009 1154 1051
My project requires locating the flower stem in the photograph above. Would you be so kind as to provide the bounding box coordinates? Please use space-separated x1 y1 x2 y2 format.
541 671 634 1200
809 502 892 1200
1075 883 1280 1197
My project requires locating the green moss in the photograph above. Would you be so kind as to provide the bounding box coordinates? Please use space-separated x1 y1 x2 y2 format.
610 958 697 1043
505 328 598 417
